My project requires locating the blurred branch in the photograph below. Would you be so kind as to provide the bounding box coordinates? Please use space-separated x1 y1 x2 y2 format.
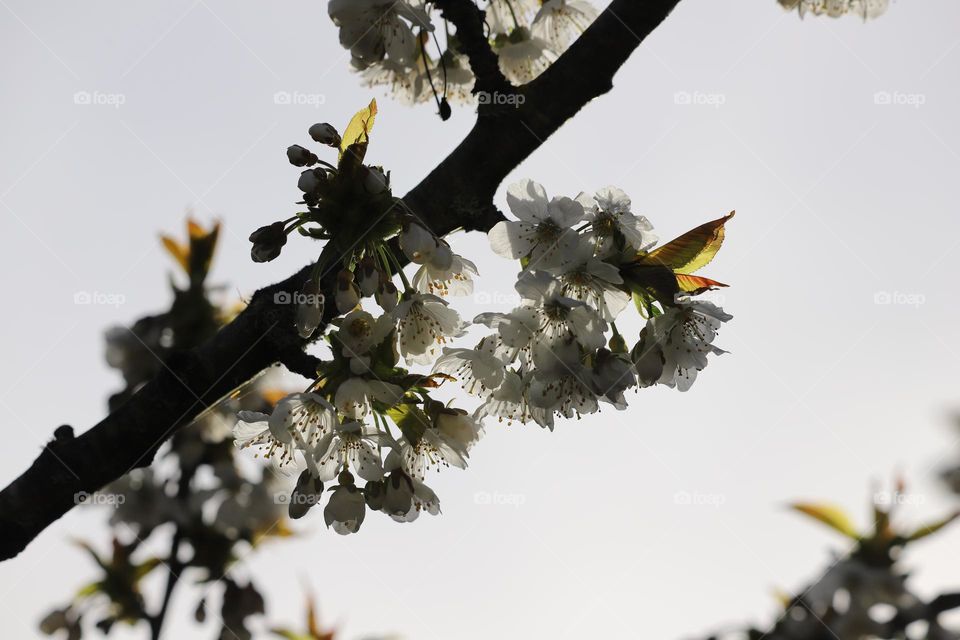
0 0 683 561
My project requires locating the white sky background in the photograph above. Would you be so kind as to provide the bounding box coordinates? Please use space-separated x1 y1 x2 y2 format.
2 0 960 638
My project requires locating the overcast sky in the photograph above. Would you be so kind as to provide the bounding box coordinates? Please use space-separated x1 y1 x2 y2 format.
2 1 960 638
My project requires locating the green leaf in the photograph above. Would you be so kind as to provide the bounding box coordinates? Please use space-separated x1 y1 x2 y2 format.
789 502 860 540
641 211 734 274
386 403 429 446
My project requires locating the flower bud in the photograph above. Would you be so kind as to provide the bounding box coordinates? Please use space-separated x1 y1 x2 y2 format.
362 166 389 195
248 220 287 263
298 168 325 193
357 256 379 297
376 280 399 312
309 122 341 147
289 468 324 520
609 333 628 354
295 276 325 339
335 270 360 314
286 144 318 167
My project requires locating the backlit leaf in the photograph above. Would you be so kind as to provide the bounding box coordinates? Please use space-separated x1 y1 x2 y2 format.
643 211 734 274
790 502 860 539
338 99 377 161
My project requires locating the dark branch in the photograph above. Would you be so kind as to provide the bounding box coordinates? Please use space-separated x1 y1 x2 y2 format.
0 0 683 561
434 0 512 96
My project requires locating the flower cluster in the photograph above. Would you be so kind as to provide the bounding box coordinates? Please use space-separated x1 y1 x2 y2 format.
778 0 889 19
327 0 599 109
445 180 734 431
239 102 734 534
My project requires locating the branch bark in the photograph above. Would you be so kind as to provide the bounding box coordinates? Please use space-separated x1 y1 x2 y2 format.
0 0 682 561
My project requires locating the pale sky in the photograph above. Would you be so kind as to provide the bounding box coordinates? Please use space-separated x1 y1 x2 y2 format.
2 1 960 638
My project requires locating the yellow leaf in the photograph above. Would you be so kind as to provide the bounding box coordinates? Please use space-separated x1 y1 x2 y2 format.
160 235 189 273
643 211 734 274
339 98 378 159
790 502 860 539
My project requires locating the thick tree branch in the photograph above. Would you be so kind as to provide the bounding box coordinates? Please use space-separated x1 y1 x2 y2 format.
0 0 682 561
434 0 512 96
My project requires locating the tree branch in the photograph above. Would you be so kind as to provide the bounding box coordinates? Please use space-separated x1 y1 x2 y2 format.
0 0 683 561
434 0 512 97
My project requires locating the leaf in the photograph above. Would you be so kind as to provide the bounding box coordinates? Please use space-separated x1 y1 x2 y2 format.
789 502 860 539
160 235 189 273
338 98 377 161
905 510 960 542
269 629 313 640
386 402 429 446
643 211 734 274
676 273 728 294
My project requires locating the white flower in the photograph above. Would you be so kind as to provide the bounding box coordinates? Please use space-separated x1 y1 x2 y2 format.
233 392 336 465
400 427 470 480
590 349 636 410
496 28 556 84
550 239 630 321
432 340 506 397
334 377 405 419
485 0 539 33
532 0 598 50
474 371 554 429
644 297 732 391
376 280 399 311
324 482 367 534
435 407 484 454
360 58 425 104
412 253 478 296
482 271 607 357
526 338 599 421
489 179 584 271
329 0 433 68
576 186 657 255
380 453 442 522
338 309 396 369
393 292 465 365
312 420 385 482
399 222 452 270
